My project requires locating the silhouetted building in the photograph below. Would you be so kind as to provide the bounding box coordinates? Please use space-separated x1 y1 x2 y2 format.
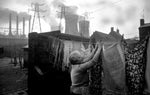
90 31 117 43
139 19 150 40
41 30 89 50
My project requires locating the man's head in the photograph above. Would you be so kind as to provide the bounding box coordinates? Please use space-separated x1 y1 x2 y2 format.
69 50 83 65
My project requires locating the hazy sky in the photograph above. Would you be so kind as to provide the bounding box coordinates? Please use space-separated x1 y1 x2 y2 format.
0 0 150 38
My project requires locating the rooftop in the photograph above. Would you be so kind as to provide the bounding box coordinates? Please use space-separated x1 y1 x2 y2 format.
40 30 90 42
109 31 122 41
90 31 117 42
139 23 150 28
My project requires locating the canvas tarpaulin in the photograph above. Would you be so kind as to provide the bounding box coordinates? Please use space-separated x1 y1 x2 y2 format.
102 43 126 94
35 34 65 74
29 33 71 95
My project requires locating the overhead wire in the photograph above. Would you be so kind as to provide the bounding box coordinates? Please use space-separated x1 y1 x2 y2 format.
83 0 124 20
89 0 124 15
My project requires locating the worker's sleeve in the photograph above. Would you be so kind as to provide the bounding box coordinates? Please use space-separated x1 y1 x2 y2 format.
79 45 102 71
82 44 98 63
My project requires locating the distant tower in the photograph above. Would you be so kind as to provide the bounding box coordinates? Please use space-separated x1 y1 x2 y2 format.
64 6 79 36
30 3 46 33
79 20 89 38
29 15 31 33
21 17 26 38
9 13 13 36
23 17 25 36
16 15 19 35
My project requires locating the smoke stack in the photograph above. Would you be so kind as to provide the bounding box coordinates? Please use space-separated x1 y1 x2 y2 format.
140 19 144 26
79 20 89 37
23 17 25 36
9 13 12 36
16 15 19 35
29 15 31 33
64 6 79 36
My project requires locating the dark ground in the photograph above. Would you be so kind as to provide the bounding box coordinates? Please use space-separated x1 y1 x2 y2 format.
0 58 27 95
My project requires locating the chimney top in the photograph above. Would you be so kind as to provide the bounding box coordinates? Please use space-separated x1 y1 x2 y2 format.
140 19 144 26
116 29 119 33
111 27 114 32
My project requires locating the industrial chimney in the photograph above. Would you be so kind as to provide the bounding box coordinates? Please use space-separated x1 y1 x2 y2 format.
9 13 13 36
29 15 31 33
64 6 79 36
22 17 25 37
16 15 19 36
79 20 89 38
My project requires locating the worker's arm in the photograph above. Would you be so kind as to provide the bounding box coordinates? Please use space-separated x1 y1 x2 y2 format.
82 43 98 63
79 43 102 71
34 66 44 75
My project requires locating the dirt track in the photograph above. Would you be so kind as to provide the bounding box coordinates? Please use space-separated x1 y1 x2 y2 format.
0 58 27 95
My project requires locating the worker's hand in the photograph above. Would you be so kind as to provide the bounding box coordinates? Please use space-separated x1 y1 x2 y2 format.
89 45 93 52
98 42 101 48
95 42 99 49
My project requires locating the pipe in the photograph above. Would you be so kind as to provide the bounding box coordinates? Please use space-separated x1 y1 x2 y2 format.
29 15 31 33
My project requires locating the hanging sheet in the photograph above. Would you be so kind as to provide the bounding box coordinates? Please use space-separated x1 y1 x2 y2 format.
145 37 150 93
89 49 102 95
124 37 149 95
